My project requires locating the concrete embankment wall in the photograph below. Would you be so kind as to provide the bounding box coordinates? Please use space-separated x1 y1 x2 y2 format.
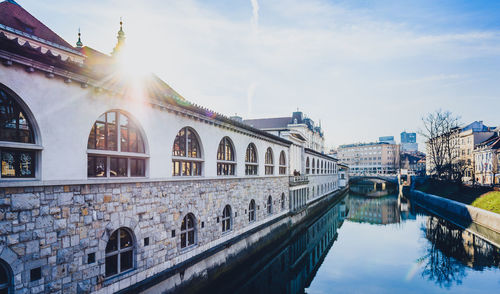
410 190 500 236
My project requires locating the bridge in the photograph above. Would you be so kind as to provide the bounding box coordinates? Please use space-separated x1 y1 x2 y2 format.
349 175 399 185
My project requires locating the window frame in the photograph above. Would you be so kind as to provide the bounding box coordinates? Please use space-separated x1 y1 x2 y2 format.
265 147 274 175
217 137 236 176
172 127 203 177
306 157 310 174
279 151 286 175
104 228 135 278
180 213 196 249
248 199 256 223
245 143 258 176
267 196 273 215
222 205 232 233
0 84 41 180
87 110 148 178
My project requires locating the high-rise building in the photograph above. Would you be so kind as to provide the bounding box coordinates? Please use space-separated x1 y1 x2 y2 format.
401 132 418 152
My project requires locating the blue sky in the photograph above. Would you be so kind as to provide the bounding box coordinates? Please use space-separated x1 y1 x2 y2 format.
16 0 500 149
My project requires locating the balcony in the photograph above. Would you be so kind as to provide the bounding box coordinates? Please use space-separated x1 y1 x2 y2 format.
289 175 309 186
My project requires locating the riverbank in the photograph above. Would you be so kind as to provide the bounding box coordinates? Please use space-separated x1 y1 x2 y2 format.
415 179 498 214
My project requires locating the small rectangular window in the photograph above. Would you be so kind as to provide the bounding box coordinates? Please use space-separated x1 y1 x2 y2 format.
87 253 96 264
30 267 41 282
144 237 150 246
171 230 175 237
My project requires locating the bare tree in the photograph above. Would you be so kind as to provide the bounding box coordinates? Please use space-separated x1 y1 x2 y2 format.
420 110 461 180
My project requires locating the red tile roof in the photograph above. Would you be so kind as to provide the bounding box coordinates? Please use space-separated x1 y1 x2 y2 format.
0 1 74 49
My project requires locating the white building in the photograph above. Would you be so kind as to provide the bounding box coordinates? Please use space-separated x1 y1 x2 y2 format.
337 142 400 175
0 2 340 293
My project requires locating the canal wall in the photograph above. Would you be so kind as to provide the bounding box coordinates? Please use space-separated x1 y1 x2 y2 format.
141 187 349 293
410 190 500 244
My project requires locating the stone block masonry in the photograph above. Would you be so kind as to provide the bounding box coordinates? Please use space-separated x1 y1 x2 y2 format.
0 176 288 294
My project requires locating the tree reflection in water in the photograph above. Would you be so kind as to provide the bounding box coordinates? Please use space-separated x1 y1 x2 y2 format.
419 215 500 288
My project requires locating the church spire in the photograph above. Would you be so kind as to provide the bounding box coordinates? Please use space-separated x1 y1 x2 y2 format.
76 28 83 49
112 18 126 56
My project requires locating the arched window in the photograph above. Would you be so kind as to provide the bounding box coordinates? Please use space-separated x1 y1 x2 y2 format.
279 151 286 175
222 205 232 232
248 200 256 222
87 111 146 177
281 193 285 210
172 127 202 176
0 259 12 294
1 85 38 179
306 157 310 174
312 159 315 174
245 143 258 175
267 196 272 215
105 228 134 277
265 147 274 175
217 137 235 176
181 214 196 249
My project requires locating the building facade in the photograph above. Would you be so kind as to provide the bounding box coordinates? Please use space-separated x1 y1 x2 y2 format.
400 131 418 152
425 121 495 182
0 2 340 293
337 142 400 175
474 134 500 185
243 111 325 154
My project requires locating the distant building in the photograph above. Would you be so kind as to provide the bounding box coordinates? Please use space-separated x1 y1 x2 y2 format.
400 151 426 175
426 121 495 182
243 111 325 153
401 131 418 152
337 142 400 175
473 128 500 185
379 136 395 144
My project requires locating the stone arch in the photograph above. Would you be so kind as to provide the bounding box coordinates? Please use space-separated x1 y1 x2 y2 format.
0 245 23 288
98 216 141 259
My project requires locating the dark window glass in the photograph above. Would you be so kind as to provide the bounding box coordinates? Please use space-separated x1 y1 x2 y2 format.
87 156 106 177
0 261 11 293
130 158 145 177
105 255 118 276
110 157 127 177
30 267 41 282
0 88 34 143
1 149 35 178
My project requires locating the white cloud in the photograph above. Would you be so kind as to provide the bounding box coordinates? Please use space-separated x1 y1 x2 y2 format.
250 0 260 34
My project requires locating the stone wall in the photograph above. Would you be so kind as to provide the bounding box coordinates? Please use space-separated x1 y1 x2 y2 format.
0 176 288 294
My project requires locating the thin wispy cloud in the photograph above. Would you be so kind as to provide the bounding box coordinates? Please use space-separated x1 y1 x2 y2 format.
250 0 260 34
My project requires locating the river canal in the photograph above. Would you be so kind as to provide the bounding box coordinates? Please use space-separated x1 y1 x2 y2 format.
199 183 500 293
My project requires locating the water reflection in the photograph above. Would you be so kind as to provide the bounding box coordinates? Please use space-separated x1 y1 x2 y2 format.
347 195 400 225
198 184 500 293
233 198 348 294
419 215 500 288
